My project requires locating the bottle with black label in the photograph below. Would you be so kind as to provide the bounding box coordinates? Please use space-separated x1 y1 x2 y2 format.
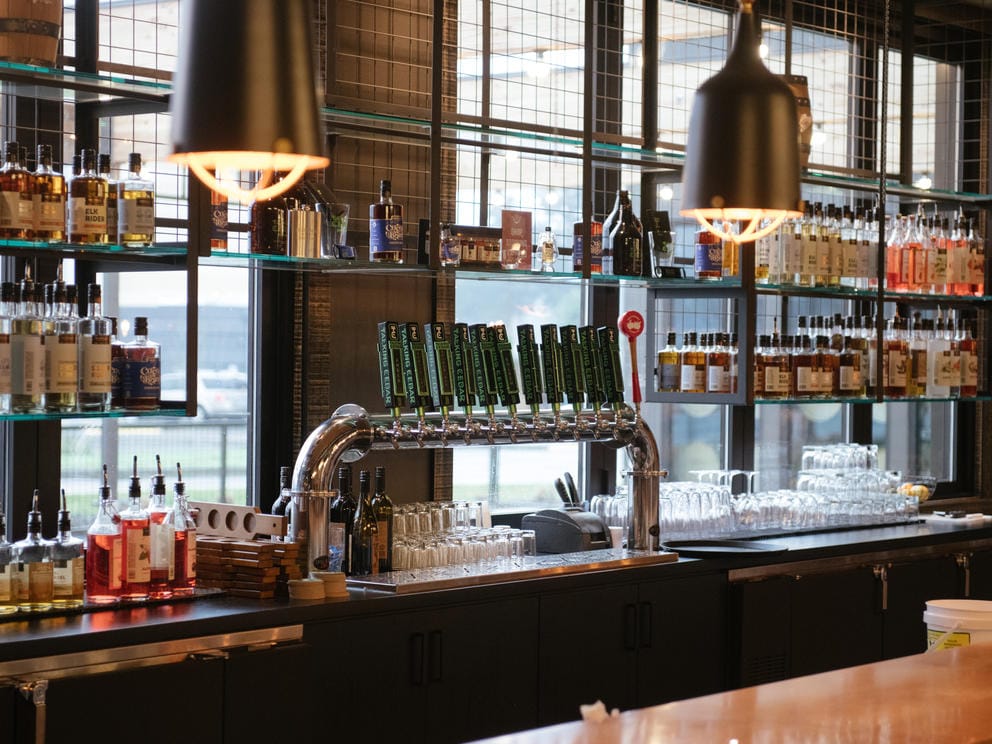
371 466 393 573
271 465 292 517
350 469 378 576
250 172 291 255
329 466 356 573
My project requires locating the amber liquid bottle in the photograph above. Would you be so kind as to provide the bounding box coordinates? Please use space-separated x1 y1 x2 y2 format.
117 152 155 246
0 140 32 239
814 335 839 398
170 463 196 596
249 172 291 255
32 144 66 242
122 316 161 410
793 336 815 399
99 153 118 244
68 149 108 244
679 332 706 393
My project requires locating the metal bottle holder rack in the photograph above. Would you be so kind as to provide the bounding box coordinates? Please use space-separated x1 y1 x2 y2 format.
290 402 663 565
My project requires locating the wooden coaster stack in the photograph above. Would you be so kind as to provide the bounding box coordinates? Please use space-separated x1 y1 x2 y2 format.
197 537 303 599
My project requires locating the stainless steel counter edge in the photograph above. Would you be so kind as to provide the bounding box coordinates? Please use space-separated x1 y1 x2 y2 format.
1 520 990 663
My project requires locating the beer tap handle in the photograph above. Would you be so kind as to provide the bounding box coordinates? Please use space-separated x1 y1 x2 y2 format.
469 324 498 415
597 325 625 410
540 324 564 410
377 320 407 418
618 310 645 409
516 324 543 414
451 323 477 415
425 322 456 416
559 324 585 412
579 325 605 410
491 323 520 415
399 322 433 416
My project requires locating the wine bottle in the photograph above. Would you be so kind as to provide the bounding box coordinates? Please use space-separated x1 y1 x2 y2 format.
271 465 292 517
85 464 122 604
369 179 404 263
349 469 378 576
329 466 356 573
371 466 393 573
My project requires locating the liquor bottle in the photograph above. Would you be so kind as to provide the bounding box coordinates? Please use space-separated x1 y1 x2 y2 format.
12 490 54 612
209 182 228 250
600 190 622 275
119 456 151 601
369 179 404 263
10 274 44 413
814 335 839 398
706 333 731 393
109 316 126 408
271 465 292 517
169 463 196 596
907 313 928 399
32 144 66 241
329 466 356 573
0 509 16 614
946 312 961 399
350 469 378 576
679 332 706 393
656 332 680 393
883 317 909 398
117 152 155 246
71 154 81 178
99 153 118 244
85 464 122 604
0 141 33 239
968 218 985 296
123 316 161 410
249 173 291 255
439 222 460 268
611 193 643 278
51 489 85 608
537 225 558 273
0 281 12 412
148 455 174 599
371 466 393 573
68 149 108 243
77 283 113 410
44 274 78 412
694 228 722 280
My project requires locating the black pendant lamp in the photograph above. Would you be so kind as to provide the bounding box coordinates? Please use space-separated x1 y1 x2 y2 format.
680 0 802 243
168 0 330 203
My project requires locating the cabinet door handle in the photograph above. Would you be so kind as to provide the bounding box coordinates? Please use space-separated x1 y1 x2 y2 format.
429 630 443 683
18 679 48 744
410 633 425 686
639 601 652 648
873 565 888 612
624 604 637 650
956 553 971 598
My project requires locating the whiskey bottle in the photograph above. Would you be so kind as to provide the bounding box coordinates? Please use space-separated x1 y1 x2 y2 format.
0 281 13 412
119 456 151 601
85 464 122 604
117 152 155 246
51 489 85 608
350 469 378 576
329 466 356 574
68 149 108 243
656 332 680 393
147 455 174 599
77 283 113 410
99 153 118 244
32 144 66 241
209 182 228 250
0 141 33 239
369 179 404 263
10 275 44 413
371 466 393 573
43 275 78 413
12 490 54 612
169 463 196 595
679 332 706 393
572 219 603 274
123 316 161 410
0 509 16 614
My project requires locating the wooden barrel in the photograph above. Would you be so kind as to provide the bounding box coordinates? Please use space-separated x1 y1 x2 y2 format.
0 0 63 67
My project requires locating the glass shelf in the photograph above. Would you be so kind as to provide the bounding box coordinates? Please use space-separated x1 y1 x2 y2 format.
0 60 170 103
756 282 990 305
0 238 187 266
0 405 188 422
754 395 991 405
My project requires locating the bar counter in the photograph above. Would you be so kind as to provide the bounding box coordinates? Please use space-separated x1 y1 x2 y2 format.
472 643 992 743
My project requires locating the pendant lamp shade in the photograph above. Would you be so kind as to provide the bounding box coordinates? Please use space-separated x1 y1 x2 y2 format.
168 0 330 203
680 1 802 243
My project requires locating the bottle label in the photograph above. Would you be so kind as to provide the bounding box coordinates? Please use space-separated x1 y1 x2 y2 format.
369 216 404 258
328 521 346 572
47 333 78 392
801 235 818 275
706 364 730 393
659 360 679 391
694 242 722 275
124 524 151 582
843 241 860 278
765 368 788 393
816 237 831 274
10 333 43 395
34 192 66 233
120 196 155 236
69 196 108 236
796 366 815 393
16 561 53 603
679 364 705 392
0 191 21 230
887 349 908 388
150 519 175 578
186 528 197 579
573 234 584 271
375 519 389 571
963 350 979 387
124 357 161 401
783 234 801 276
0 563 12 602
839 364 861 391
81 335 112 392
0 335 10 395
53 556 84 598
211 198 229 249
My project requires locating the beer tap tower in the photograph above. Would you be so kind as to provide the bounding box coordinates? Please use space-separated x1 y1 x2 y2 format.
291 313 662 571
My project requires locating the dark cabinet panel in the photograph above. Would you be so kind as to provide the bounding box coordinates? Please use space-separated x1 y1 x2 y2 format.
636 572 728 706
223 643 311 744
538 584 639 725
883 556 959 659
731 575 792 687
790 567 882 676
967 550 992 600
1 684 13 744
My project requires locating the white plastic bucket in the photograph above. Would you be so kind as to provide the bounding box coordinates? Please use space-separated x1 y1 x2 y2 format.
923 599 992 652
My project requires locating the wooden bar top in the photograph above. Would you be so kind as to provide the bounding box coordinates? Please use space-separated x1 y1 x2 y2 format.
476 644 992 743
